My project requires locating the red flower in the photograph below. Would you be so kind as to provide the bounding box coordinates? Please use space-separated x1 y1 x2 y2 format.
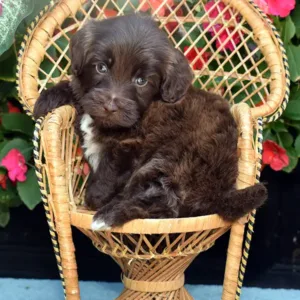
83 162 90 175
205 1 232 20
253 0 295 18
103 9 117 18
214 25 242 52
0 174 7 189
184 46 211 70
139 0 175 16
76 147 83 156
75 147 90 175
262 140 289 171
8 102 21 113
165 6 183 33
1 149 28 182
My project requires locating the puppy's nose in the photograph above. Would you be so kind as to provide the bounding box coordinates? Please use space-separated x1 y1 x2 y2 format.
104 100 118 112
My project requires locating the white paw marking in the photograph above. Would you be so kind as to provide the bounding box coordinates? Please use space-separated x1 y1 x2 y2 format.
91 219 111 231
80 114 102 171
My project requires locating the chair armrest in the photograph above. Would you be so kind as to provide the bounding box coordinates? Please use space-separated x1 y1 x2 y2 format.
40 105 76 210
231 103 258 190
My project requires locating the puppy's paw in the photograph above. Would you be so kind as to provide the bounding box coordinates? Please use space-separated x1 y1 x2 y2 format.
91 218 111 231
91 210 112 231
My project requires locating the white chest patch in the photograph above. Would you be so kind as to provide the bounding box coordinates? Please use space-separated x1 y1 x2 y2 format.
80 114 102 172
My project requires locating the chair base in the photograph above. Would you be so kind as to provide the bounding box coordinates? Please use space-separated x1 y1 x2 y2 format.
116 286 193 300
112 254 197 300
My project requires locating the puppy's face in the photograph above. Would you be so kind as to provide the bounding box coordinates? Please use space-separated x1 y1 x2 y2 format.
70 15 193 129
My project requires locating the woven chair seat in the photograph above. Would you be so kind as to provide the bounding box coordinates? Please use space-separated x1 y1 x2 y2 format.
17 0 289 299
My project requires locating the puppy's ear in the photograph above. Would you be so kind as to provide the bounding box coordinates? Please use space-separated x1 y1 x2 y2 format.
70 30 85 76
161 49 193 103
70 21 95 76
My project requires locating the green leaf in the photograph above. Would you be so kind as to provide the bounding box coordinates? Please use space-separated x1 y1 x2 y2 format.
0 205 10 227
116 0 139 12
270 121 288 132
295 135 300 156
283 101 300 120
0 138 32 162
0 0 35 55
286 121 300 132
285 44 300 82
263 128 278 142
56 36 70 60
17 168 41 210
0 47 17 82
0 185 21 208
277 132 293 148
2 113 34 136
280 16 295 44
183 23 206 48
283 147 298 173
0 81 17 99
291 3 300 38
39 46 60 79
290 84 300 101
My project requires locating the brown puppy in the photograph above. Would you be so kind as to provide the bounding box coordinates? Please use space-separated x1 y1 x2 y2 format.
34 14 267 230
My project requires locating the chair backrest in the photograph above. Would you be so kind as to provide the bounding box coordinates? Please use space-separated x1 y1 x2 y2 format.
17 0 289 122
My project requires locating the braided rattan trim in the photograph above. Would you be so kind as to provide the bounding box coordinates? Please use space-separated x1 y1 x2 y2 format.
33 117 67 298
16 1 58 119
246 0 290 123
235 117 263 299
122 274 185 292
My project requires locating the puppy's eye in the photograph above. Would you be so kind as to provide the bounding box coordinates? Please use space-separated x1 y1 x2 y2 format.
96 62 108 74
135 77 148 87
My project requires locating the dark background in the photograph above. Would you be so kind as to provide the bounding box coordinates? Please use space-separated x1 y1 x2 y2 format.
0 166 299 289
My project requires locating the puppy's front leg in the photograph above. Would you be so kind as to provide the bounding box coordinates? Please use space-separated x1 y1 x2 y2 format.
33 81 75 119
91 159 181 230
85 139 141 213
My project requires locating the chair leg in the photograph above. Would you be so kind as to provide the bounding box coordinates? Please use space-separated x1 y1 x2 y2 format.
33 119 80 300
222 223 245 300
53 196 80 300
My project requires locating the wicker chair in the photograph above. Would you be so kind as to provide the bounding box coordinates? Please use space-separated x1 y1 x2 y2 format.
16 0 289 299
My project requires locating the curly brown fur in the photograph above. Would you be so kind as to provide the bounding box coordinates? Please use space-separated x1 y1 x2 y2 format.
33 14 267 229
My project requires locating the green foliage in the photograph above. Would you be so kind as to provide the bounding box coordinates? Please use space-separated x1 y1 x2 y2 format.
261 5 300 173
17 169 41 210
286 45 300 82
2 113 34 136
0 1 57 227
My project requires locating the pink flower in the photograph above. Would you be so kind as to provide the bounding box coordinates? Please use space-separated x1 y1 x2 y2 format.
204 1 242 51
205 1 232 20
1 149 28 182
262 140 289 171
214 25 242 52
253 0 295 17
139 0 174 16
83 162 90 175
